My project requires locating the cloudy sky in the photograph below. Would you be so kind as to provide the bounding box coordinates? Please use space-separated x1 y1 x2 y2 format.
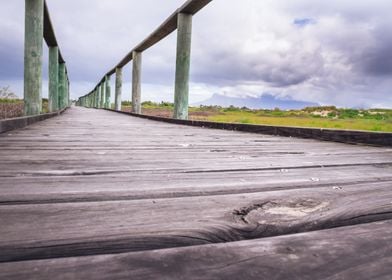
1 0 391 108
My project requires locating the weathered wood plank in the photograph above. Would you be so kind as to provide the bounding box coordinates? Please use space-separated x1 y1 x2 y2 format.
1 165 391 205
1 220 391 280
0 181 391 262
1 105 392 279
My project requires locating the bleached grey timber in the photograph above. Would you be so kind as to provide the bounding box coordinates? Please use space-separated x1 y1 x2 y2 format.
132 51 142 114
115 68 122 111
0 107 392 279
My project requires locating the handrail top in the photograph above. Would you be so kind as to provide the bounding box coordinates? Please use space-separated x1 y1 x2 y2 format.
84 0 212 97
43 1 65 64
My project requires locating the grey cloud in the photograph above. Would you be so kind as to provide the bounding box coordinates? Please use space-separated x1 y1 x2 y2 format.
1 0 392 107
0 43 23 79
360 25 392 76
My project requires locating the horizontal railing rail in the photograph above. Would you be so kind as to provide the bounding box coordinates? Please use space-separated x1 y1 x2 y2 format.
77 0 212 120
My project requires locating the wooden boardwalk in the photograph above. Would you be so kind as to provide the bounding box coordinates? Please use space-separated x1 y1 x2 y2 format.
1 107 392 279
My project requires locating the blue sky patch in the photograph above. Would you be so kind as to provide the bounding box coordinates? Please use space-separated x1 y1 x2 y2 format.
293 18 317 27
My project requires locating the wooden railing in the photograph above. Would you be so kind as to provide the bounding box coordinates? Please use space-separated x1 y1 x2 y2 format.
76 0 212 120
24 0 70 116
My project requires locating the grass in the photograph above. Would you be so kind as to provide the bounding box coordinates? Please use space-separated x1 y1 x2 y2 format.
5 98 388 132
0 98 49 119
120 101 392 132
208 111 392 132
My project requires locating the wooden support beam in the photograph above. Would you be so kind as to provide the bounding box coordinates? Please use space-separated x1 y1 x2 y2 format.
96 89 99 108
100 83 105 108
105 76 111 109
115 68 122 111
173 13 192 120
48 46 59 112
132 51 142 114
110 0 212 73
88 0 212 103
24 0 44 116
93 91 96 108
58 63 66 109
43 1 65 63
65 74 69 107
95 88 100 109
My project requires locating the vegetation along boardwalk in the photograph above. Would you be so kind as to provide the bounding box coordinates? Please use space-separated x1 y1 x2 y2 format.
1 106 392 279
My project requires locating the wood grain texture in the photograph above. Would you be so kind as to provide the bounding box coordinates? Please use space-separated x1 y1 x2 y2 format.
1 180 391 262
1 107 391 277
1 220 391 280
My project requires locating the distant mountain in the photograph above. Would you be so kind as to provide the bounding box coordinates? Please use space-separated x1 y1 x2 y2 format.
193 93 319 110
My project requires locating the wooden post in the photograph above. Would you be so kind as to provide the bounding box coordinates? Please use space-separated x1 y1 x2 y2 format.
48 46 59 112
115 68 122 111
173 13 193 120
93 91 96 108
96 87 100 108
100 83 105 108
65 74 70 107
24 0 44 116
58 63 66 109
67 77 70 107
132 51 142 114
105 76 111 109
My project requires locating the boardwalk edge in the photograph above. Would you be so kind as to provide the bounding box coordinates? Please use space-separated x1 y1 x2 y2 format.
0 108 68 134
105 109 392 147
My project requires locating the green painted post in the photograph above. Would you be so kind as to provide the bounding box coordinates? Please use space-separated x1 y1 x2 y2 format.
24 0 44 116
132 51 142 114
115 67 122 111
48 46 59 112
58 63 66 109
66 73 70 107
95 90 99 108
173 13 193 120
95 86 101 109
92 91 96 108
67 78 70 107
100 83 105 108
65 75 69 107
105 76 111 109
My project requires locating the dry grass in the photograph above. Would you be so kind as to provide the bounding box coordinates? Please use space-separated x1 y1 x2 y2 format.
121 103 392 132
0 100 24 119
0 99 49 119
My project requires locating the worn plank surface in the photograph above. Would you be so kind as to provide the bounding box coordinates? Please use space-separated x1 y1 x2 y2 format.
0 107 391 277
1 220 391 280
